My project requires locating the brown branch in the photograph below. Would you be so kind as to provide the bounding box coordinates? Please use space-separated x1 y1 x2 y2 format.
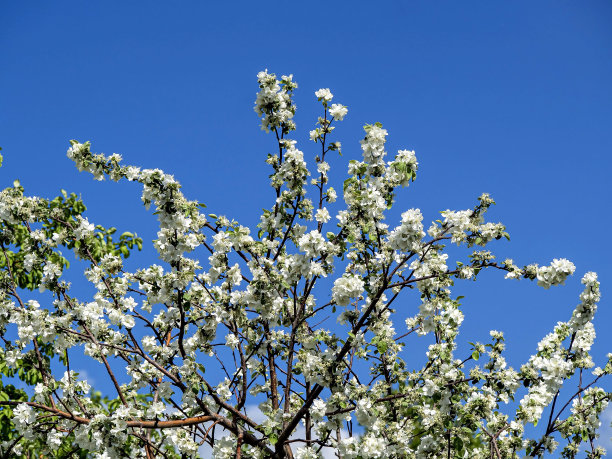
0 400 214 429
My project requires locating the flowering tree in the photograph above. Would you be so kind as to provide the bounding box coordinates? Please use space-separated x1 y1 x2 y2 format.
0 71 610 459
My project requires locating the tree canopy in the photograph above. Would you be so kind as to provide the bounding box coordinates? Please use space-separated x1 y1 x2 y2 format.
0 71 610 458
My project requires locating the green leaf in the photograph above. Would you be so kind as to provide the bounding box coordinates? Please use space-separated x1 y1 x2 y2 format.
343 177 356 192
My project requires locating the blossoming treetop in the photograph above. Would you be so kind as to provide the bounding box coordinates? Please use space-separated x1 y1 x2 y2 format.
0 71 609 458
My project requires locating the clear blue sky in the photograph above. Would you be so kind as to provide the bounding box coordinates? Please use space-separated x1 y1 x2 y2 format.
2 0 612 445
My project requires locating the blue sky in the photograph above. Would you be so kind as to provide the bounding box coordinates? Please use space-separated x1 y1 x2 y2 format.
2 0 612 449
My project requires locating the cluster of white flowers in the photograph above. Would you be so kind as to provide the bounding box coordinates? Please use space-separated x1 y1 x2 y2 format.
360 123 388 165
66 141 109 180
329 103 348 121
519 272 601 427
387 208 424 252
561 386 609 455
383 149 418 191
212 436 237 459
140 169 206 262
440 209 474 244
395 149 418 169
315 88 333 102
276 144 309 191
12 403 36 436
536 258 576 289
298 230 328 258
254 70 297 132
73 216 95 239
332 275 365 306
314 207 330 223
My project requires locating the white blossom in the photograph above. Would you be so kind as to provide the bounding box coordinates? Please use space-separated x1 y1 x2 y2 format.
329 103 348 120
315 88 333 102
315 207 330 223
332 275 364 306
537 258 575 289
